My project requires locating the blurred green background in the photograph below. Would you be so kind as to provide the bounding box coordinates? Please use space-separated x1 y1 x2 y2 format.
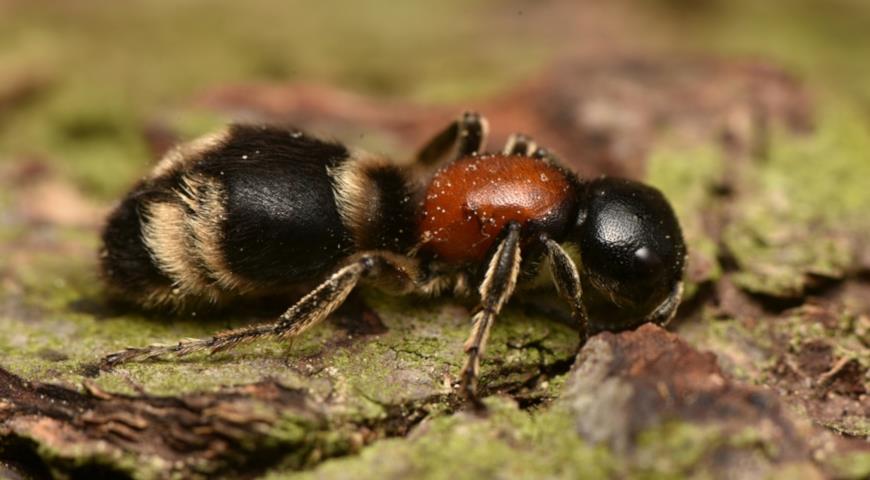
1 0 869 199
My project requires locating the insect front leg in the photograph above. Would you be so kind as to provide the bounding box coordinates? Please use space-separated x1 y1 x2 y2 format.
644 281 684 326
542 238 590 346
100 252 420 370
415 111 489 167
459 222 523 404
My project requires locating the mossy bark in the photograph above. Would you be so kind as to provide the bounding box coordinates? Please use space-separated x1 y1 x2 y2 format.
1 1 869 478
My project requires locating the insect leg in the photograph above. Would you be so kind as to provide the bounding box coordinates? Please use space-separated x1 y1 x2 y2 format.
503 133 562 164
542 238 590 345
459 222 522 403
100 252 418 369
502 133 538 156
415 111 489 167
531 146 561 164
644 281 684 326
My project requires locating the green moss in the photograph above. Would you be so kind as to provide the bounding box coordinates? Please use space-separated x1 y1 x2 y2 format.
646 145 727 298
776 309 869 368
633 422 820 480
724 107 870 297
824 450 870 480
19 430 166 480
648 106 870 299
680 313 766 383
0 238 576 417
271 401 822 480
634 422 725 478
271 398 615 480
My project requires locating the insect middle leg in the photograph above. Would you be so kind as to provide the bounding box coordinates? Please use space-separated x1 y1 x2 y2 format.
100 252 420 369
502 132 564 165
459 222 523 404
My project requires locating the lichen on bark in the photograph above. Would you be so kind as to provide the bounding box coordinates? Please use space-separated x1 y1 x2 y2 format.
2 1 870 478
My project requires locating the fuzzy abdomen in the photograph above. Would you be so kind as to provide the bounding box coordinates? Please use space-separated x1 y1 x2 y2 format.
100 125 358 309
100 181 178 307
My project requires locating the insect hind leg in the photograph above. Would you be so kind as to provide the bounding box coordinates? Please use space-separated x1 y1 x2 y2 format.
502 133 538 156
99 252 419 370
415 111 489 167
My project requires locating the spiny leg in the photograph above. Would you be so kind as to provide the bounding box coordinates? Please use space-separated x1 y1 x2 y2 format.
415 111 489 167
503 133 537 156
543 238 590 345
100 253 419 370
460 222 523 403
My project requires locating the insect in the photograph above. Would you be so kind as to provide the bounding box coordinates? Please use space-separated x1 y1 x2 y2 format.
98 112 686 401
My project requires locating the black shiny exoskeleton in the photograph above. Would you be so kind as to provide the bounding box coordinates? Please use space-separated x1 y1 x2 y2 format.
99 112 686 402
574 177 686 332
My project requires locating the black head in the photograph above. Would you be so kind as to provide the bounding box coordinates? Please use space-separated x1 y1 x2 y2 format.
570 177 686 328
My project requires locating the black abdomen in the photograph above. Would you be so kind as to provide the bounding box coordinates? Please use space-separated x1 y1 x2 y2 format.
195 126 355 284
99 125 356 309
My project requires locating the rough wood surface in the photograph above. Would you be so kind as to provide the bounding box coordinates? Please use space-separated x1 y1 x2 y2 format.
1 1 868 478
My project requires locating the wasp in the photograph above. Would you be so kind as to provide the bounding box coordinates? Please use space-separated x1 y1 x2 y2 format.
98 112 686 401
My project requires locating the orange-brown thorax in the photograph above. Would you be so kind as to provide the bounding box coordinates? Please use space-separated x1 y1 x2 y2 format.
419 155 576 264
